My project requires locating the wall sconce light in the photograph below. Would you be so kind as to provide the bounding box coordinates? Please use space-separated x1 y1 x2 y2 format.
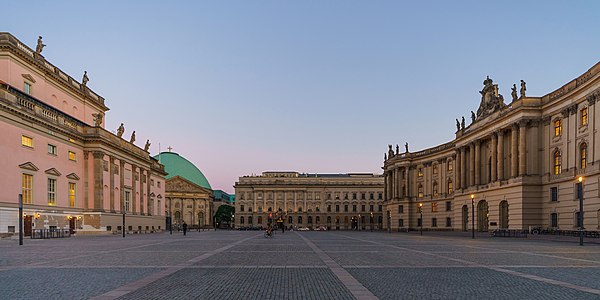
67 216 73 220
35 212 41 219
77 216 82 220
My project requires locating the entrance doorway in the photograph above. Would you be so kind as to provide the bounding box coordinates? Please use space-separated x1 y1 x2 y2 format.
499 201 509 229
477 200 489 231
461 205 468 231
69 218 76 234
24 215 33 236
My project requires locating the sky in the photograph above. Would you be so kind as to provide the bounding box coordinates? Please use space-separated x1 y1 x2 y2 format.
3 1 600 193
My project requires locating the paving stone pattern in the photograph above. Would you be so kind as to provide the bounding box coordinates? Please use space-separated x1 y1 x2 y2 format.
1 230 600 299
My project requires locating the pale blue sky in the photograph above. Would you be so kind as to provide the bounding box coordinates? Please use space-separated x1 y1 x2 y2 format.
3 1 600 193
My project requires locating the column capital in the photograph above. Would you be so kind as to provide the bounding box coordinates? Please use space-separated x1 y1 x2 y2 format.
92 151 104 159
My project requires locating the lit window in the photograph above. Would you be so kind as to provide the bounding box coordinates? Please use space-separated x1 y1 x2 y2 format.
581 107 588 126
433 164 438 175
124 191 131 212
24 82 31 94
447 179 453 194
432 202 438 213
418 168 423 177
69 182 76 207
68 151 76 161
22 174 33 204
447 160 453 171
22 135 33 148
47 178 56 205
418 184 423 198
48 144 57 155
553 150 562 175
554 120 562 137
580 143 587 169
433 181 438 197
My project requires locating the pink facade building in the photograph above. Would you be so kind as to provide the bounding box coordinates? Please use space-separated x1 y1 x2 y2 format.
0 33 167 235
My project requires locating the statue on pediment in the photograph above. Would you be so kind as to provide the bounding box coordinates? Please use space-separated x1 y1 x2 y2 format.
388 145 394 158
130 131 136 143
476 76 505 119
36 36 45 54
520 80 526 98
117 123 125 138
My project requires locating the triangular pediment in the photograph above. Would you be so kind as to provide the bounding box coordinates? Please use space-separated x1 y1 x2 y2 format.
45 168 62 176
19 162 39 171
157 194 163 199
66 173 80 180
149 192 155 197
22 74 36 83
166 176 210 193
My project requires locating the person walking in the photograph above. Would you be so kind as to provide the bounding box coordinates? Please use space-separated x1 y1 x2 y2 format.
182 221 188 236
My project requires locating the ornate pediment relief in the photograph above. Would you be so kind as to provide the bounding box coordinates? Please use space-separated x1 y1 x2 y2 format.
66 173 80 180
19 162 39 171
44 168 62 176
476 76 505 121
166 176 208 193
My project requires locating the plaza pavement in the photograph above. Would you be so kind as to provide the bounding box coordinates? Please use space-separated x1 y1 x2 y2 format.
1 230 600 299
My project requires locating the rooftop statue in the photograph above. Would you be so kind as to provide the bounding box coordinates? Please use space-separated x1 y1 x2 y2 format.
456 119 460 132
396 144 399 155
117 123 125 138
388 144 394 158
405 142 409 153
35 36 45 54
476 76 505 119
520 80 527 98
92 113 103 127
511 84 518 101
144 140 151 152
461 116 465 129
130 131 136 144
384 153 387 161
471 111 476 123
82 71 89 87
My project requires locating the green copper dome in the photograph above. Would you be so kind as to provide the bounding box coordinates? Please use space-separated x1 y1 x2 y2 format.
154 152 212 190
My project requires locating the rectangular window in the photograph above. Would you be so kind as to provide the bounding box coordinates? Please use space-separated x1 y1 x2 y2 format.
432 218 437 227
432 202 438 213
361 204 366 212
378 205 382 212
446 217 452 227
550 213 558 228
433 164 438 174
24 82 31 94
361 193 366 200
344 205 348 212
22 174 33 204
447 161 453 171
22 135 33 148
554 120 562 137
398 205 404 213
335 205 339 212
445 201 452 211
68 151 76 161
47 178 56 205
581 107 588 126
327 205 331 212
418 168 423 177
124 191 131 212
47 144 57 155
352 193 357 200
550 187 558 202
369 193 374 200
68 182 76 207
399 219 404 227
378 193 383 200
352 204 357 212
240 205 244 212
315 193 320 200
369 204 374 212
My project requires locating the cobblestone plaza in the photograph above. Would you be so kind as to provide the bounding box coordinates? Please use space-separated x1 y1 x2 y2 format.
1 232 600 299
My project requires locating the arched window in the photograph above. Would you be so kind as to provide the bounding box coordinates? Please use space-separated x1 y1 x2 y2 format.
554 119 562 137
298 216 303 224
418 184 424 198
327 216 331 224
580 143 587 169
308 216 313 224
447 178 453 194
174 211 181 221
288 216 293 224
248 216 253 224
240 216 245 224
553 150 562 175
432 181 438 197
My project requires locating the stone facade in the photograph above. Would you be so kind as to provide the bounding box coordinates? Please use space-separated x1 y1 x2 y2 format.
0 33 167 235
384 62 600 232
165 176 213 228
234 172 385 230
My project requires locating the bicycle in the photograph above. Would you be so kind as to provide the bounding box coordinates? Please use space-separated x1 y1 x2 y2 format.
264 229 274 238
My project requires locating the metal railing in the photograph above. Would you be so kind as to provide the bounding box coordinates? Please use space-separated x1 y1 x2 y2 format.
31 229 71 239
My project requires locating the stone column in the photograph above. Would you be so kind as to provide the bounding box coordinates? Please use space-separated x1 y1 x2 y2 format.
455 149 461 190
109 156 115 212
474 140 481 186
460 147 467 189
84 151 89 210
469 143 475 187
497 130 504 181
491 134 497 182
138 168 145 215
131 165 137 213
147 170 152 216
519 121 527 176
511 123 518 178
404 168 409 198
92 151 105 210
120 161 125 212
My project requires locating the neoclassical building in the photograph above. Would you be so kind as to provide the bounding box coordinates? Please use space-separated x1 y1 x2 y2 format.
0 33 167 235
155 151 213 228
384 62 600 232
234 172 384 230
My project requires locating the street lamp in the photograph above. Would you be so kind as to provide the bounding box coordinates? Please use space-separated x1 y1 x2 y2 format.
578 176 584 246
470 194 475 239
418 203 423 236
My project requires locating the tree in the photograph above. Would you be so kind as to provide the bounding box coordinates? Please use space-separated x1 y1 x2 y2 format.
214 205 235 228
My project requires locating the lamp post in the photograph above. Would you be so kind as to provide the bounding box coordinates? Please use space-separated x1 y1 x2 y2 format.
18 194 23 246
358 214 361 231
471 194 475 239
578 176 584 246
418 203 423 236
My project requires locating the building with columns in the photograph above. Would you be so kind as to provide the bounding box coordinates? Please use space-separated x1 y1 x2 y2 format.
0 33 167 235
383 62 600 232
234 172 384 230
155 151 213 228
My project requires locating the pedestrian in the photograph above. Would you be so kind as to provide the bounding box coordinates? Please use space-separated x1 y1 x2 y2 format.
182 221 187 236
281 223 285 234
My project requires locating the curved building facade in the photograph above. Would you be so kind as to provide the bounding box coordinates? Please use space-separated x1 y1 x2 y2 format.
384 62 600 232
